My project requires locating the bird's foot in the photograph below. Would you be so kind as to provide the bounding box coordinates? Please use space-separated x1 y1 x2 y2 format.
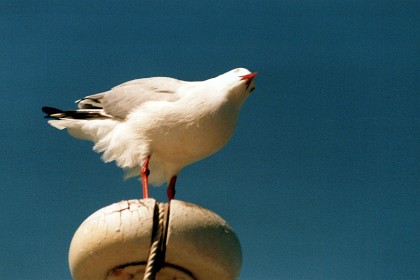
167 176 177 202
141 156 151 199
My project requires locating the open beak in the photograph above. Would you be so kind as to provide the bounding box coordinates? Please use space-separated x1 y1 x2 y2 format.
240 72 258 89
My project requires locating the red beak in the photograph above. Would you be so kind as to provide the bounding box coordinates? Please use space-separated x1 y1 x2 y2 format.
240 72 258 81
240 72 258 89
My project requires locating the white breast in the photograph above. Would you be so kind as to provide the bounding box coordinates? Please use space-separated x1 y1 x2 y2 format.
116 94 240 185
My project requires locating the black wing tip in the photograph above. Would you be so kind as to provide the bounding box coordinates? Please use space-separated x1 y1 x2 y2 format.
42 106 109 120
42 106 63 119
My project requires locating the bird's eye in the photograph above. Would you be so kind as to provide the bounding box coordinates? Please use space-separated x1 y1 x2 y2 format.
250 87 255 92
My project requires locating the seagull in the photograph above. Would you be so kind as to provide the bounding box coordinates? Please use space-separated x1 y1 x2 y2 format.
42 68 257 201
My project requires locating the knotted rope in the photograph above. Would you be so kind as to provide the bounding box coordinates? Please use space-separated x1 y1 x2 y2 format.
143 202 167 280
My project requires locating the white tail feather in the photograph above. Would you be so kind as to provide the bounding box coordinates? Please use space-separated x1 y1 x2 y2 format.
47 119 118 142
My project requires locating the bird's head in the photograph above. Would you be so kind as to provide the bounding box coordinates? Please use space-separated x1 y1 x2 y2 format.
214 68 257 106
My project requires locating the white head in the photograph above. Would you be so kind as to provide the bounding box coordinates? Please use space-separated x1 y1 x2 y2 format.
213 68 257 106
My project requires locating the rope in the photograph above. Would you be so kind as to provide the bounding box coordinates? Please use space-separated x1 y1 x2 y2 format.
143 202 166 280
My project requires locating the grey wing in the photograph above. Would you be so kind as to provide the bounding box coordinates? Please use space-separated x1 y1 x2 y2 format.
77 77 183 119
77 92 105 109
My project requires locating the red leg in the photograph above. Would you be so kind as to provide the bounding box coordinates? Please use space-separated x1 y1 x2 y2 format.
167 175 177 202
140 156 151 199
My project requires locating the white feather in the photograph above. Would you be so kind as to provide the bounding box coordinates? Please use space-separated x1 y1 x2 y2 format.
46 68 256 185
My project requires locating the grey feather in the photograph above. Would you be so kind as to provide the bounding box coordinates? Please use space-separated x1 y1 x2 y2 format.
77 77 184 119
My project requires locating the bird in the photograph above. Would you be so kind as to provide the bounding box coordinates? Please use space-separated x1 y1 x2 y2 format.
42 68 257 201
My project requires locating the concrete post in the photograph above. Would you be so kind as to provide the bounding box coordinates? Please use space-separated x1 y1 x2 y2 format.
69 199 242 279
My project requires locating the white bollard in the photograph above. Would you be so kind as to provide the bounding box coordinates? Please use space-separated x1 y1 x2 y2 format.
69 199 242 280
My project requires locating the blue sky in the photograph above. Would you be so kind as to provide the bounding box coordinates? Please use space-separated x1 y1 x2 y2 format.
1 1 418 279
